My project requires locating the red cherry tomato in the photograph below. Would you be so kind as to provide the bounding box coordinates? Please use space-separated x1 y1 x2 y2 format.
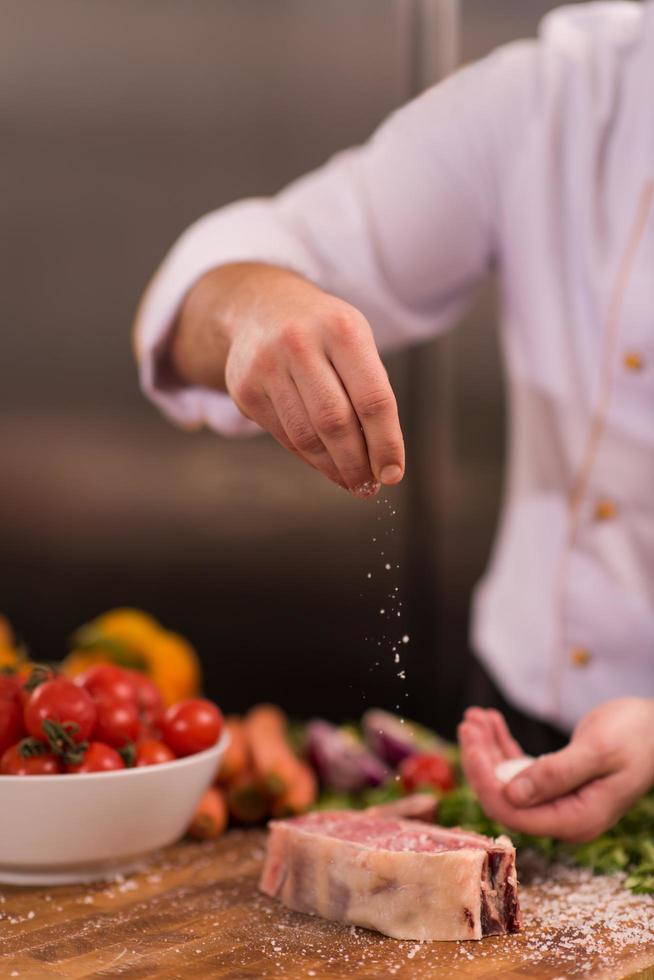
1 742 62 775
0 697 25 756
0 674 23 702
67 741 125 773
162 699 223 757
135 738 176 767
0 675 26 755
127 672 164 730
93 696 140 748
399 752 456 793
76 664 137 705
24 678 97 744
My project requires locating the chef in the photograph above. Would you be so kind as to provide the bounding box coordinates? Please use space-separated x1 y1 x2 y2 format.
134 2 654 842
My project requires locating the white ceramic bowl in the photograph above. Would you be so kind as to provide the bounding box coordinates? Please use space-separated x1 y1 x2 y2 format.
0 731 229 885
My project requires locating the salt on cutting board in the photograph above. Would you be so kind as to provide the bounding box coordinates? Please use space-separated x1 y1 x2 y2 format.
260 809 521 941
1 831 653 978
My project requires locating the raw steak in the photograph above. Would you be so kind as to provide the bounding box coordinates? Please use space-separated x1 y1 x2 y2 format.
260 810 521 941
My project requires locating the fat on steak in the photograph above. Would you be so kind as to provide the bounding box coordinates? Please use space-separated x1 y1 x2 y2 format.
260 809 521 941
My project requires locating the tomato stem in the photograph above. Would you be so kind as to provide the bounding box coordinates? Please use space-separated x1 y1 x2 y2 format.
118 741 137 768
17 737 48 758
41 718 88 765
24 663 60 693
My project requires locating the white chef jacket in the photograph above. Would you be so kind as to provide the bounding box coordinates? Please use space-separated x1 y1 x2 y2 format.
135 2 654 732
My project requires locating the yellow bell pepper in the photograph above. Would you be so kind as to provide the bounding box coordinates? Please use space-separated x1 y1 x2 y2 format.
0 614 13 650
0 615 33 676
0 646 19 673
62 608 202 705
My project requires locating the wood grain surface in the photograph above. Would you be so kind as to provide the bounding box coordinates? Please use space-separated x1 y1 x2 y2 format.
1 830 653 979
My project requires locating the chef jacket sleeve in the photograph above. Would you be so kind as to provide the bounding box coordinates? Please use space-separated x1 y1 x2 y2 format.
134 41 536 434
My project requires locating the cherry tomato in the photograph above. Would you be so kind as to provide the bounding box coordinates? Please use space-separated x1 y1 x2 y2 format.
24 678 97 744
0 674 26 755
93 696 140 748
162 699 223 757
399 753 456 793
1 742 62 775
0 698 25 756
67 741 125 773
0 674 23 702
135 738 176 767
76 664 136 706
127 671 164 730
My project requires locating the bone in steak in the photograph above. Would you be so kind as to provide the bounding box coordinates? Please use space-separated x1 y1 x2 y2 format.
260 809 521 941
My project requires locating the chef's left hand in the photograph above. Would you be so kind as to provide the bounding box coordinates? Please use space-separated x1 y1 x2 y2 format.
458 698 654 842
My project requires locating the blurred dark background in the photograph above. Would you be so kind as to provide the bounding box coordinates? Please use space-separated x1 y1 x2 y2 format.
1 0 576 735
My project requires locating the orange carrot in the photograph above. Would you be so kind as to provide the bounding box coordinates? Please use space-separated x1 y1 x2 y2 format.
216 716 249 785
244 704 304 797
271 759 317 817
227 770 269 824
188 787 228 840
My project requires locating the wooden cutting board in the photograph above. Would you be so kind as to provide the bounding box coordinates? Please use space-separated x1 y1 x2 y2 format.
1 830 653 979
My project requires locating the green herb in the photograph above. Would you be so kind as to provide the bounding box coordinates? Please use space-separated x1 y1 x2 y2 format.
314 781 406 813
359 781 405 809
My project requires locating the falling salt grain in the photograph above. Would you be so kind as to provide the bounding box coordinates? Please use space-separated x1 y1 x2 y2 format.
402 635 409 643
384 563 391 570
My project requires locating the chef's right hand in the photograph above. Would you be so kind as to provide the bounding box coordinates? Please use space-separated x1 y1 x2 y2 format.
169 263 405 497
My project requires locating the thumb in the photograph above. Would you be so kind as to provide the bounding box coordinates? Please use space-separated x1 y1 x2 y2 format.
505 742 606 807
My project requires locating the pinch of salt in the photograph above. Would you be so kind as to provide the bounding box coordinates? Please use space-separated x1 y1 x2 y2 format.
495 756 535 784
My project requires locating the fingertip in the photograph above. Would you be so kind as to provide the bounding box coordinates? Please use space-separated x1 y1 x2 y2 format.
457 722 472 743
459 719 481 740
380 464 404 485
351 479 381 499
486 708 505 726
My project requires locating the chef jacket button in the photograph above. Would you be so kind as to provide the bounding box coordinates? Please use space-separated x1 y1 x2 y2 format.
623 351 644 371
570 647 591 668
594 498 618 521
